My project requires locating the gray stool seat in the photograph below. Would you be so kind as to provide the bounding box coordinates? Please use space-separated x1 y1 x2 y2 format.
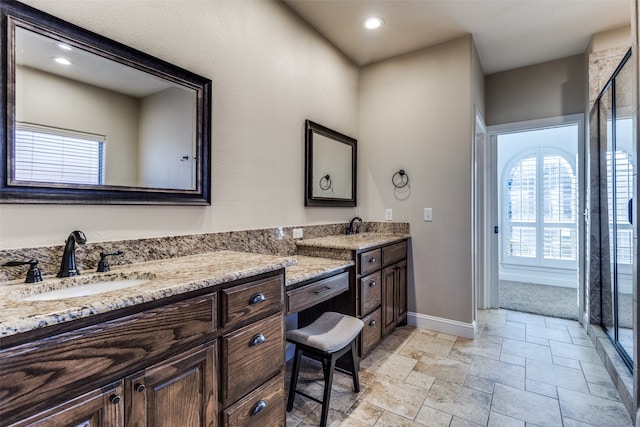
286 311 364 352
286 312 364 427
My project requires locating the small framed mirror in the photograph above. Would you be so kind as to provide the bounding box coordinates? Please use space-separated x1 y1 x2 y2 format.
1 2 211 204
304 120 356 207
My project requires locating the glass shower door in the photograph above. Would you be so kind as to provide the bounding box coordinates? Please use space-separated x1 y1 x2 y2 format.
601 51 633 367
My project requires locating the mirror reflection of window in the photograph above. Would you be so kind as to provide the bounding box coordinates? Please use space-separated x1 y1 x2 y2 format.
14 123 105 185
14 25 197 191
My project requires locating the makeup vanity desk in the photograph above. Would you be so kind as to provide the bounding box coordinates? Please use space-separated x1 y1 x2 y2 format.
291 233 410 360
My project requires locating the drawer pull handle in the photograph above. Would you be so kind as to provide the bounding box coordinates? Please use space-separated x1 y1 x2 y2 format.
369 320 377 327
109 394 121 404
134 383 146 393
250 333 267 347
250 399 268 416
369 257 377 263
369 281 376 287
249 293 266 305
314 286 333 295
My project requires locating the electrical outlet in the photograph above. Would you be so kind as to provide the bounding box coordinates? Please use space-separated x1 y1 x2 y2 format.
385 209 393 221
292 228 303 239
424 208 432 221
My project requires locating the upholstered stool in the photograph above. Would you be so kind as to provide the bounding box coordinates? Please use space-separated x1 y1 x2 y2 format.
286 311 364 427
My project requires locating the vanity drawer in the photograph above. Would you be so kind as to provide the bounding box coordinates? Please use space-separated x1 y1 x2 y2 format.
361 307 382 356
286 271 349 314
222 373 285 427
360 271 381 316
221 275 283 328
360 248 382 275
221 312 284 403
382 241 407 266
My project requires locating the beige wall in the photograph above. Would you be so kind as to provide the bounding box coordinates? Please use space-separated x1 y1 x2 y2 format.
587 25 631 54
485 54 586 126
359 36 479 326
2 0 359 249
138 87 195 190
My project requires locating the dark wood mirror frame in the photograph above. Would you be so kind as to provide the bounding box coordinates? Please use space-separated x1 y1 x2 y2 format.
305 120 356 207
1 1 212 205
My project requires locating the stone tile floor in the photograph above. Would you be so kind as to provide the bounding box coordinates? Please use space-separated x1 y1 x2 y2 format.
285 309 632 426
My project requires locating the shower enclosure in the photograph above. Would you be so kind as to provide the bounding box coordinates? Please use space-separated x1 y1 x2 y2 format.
596 49 634 367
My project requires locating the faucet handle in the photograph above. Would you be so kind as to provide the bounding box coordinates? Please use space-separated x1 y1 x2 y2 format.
97 251 124 272
3 259 43 283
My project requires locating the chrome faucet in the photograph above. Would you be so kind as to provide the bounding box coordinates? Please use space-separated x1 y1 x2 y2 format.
346 217 362 235
57 230 87 277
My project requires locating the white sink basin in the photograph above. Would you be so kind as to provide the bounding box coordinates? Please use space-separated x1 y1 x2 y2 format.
21 279 149 301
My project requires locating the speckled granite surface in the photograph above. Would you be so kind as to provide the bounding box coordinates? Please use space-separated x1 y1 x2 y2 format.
0 251 295 338
295 233 410 251
285 256 353 286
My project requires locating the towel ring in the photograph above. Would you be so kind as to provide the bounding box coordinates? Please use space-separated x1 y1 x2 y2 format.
319 174 332 190
392 170 409 189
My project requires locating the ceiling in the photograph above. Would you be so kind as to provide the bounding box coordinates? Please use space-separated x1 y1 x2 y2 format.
282 0 632 74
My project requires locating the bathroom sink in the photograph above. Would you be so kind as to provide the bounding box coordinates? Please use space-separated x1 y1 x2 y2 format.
21 278 150 301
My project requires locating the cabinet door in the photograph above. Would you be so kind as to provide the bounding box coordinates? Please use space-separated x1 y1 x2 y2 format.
394 261 408 325
9 381 124 427
126 343 217 427
381 266 396 336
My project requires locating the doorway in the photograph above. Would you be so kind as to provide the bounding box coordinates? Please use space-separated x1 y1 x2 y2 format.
488 115 584 320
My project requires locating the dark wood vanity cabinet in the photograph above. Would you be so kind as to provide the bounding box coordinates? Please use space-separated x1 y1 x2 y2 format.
358 240 407 354
0 270 286 427
300 239 408 359
125 343 217 426
8 381 125 427
382 260 407 336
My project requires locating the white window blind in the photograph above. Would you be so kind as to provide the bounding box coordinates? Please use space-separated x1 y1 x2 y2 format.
504 150 577 265
14 123 105 185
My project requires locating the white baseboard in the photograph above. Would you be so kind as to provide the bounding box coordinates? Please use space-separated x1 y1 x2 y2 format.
407 312 476 339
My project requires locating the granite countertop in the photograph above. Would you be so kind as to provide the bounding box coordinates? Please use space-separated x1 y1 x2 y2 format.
285 256 354 286
295 232 410 251
0 251 296 338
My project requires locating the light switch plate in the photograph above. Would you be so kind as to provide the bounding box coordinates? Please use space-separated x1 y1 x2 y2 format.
424 208 432 221
385 209 393 221
293 228 303 239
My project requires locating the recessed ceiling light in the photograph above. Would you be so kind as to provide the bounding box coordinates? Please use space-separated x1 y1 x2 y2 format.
56 42 73 51
363 17 384 30
52 57 73 66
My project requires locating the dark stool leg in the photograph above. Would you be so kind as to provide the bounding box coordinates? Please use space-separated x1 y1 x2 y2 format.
287 346 303 412
349 340 360 393
320 353 337 427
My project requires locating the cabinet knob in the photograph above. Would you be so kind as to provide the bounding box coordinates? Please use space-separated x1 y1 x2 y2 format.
109 394 121 404
369 281 376 287
134 383 146 393
250 399 268 416
249 293 266 305
369 258 376 263
369 320 376 327
250 333 267 347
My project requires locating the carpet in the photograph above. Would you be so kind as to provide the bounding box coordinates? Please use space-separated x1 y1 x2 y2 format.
499 280 578 320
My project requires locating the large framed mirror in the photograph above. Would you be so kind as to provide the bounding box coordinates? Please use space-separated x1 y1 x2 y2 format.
1 2 211 204
305 120 356 207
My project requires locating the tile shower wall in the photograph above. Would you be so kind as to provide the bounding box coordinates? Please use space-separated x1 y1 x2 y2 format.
0 222 409 282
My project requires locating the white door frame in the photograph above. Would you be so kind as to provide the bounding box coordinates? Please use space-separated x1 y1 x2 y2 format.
483 114 585 319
